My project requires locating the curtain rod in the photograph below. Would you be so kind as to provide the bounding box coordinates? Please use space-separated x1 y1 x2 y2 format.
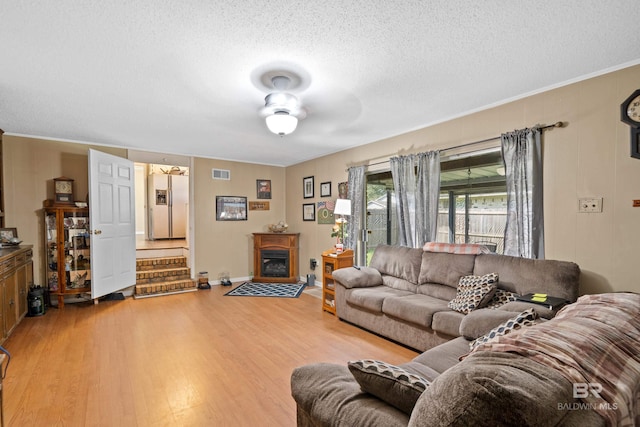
351 121 564 170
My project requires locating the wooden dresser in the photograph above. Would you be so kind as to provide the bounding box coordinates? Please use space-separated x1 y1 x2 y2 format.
0 245 34 343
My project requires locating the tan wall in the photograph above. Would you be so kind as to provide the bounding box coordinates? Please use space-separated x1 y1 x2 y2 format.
2 136 126 286
3 64 639 296
286 64 640 295
192 158 286 281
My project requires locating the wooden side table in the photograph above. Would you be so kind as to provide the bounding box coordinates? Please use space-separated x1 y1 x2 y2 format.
321 249 353 315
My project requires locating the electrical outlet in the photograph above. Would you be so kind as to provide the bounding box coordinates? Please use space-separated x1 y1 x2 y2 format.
310 258 317 270
578 198 603 213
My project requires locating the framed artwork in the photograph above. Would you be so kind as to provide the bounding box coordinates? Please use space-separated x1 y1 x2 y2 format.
338 181 348 199
72 235 87 249
320 181 331 197
0 228 18 242
256 179 272 199
303 176 314 199
249 201 270 211
303 203 316 221
216 196 248 221
317 201 335 224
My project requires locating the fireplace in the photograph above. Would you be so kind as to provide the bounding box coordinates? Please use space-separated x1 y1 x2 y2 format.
252 233 299 283
260 250 290 278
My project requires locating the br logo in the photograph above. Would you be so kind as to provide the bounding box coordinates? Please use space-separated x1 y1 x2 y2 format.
573 383 603 399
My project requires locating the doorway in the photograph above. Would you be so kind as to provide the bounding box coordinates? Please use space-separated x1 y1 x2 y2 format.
134 162 190 253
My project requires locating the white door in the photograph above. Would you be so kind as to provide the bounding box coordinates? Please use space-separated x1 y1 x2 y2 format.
89 149 136 300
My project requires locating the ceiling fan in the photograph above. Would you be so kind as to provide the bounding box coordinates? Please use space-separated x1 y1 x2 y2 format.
260 75 307 136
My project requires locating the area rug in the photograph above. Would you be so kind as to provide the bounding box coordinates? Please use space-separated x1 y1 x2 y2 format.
224 282 306 298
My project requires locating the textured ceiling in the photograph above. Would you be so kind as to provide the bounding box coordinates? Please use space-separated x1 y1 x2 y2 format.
1 1 640 166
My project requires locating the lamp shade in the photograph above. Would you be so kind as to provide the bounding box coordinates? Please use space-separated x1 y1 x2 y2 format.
266 112 298 136
333 199 351 216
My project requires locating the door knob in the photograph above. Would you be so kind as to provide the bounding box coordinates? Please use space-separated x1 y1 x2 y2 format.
91 229 102 235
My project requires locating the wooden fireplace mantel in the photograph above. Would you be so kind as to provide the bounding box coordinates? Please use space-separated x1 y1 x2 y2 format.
252 233 300 283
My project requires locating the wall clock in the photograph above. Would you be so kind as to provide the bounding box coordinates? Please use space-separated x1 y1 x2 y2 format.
54 177 74 204
621 89 640 158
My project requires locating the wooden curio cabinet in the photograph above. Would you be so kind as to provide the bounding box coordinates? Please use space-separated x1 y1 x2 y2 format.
44 206 91 308
321 249 353 315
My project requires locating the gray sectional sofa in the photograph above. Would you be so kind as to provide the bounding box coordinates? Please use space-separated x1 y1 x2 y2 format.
330 244 580 352
289 245 640 426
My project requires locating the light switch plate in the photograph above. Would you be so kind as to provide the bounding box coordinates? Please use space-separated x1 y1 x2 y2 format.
578 198 603 213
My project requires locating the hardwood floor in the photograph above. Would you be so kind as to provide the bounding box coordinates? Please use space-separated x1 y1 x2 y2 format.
3 284 417 426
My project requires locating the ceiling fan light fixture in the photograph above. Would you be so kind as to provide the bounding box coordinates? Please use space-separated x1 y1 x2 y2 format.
266 112 298 136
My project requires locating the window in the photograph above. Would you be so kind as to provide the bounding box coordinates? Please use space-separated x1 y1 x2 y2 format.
436 150 507 253
363 149 507 263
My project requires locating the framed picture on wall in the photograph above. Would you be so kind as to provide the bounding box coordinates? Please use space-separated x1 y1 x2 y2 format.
216 196 248 221
303 203 315 221
320 181 331 197
303 176 314 199
256 179 272 199
0 228 18 242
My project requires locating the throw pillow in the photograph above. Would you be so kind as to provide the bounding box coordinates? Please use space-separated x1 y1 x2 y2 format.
422 242 492 254
348 359 431 415
469 308 538 350
485 288 519 309
448 273 498 314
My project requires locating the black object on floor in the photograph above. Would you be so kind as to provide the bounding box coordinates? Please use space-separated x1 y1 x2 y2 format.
100 292 125 301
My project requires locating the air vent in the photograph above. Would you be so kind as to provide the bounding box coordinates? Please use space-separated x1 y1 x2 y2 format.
212 169 230 180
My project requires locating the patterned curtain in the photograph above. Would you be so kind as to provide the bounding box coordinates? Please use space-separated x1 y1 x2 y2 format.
390 151 440 247
501 127 544 259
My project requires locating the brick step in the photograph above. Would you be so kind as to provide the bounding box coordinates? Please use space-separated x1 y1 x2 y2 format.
136 267 191 284
134 279 197 297
136 256 187 271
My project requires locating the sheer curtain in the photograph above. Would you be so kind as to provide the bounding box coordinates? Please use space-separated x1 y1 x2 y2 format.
501 127 544 259
390 155 417 247
390 151 440 247
345 165 365 253
415 151 441 244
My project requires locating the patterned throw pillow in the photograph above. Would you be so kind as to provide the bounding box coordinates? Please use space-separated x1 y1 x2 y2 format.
348 359 431 415
469 308 538 350
448 273 499 314
485 289 519 309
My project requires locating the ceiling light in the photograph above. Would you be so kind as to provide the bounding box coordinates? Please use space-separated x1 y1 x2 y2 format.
266 112 298 136
261 75 306 136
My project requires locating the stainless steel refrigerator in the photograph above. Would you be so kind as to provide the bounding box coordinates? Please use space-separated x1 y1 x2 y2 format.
148 174 188 239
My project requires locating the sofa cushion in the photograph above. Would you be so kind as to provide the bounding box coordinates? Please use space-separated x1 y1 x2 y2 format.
291 363 410 427
458 307 527 340
381 294 450 328
382 275 419 293
469 308 538 350
415 282 457 300
473 253 580 302
447 273 498 314
408 351 603 427
332 266 383 289
430 310 466 336
417 252 476 289
348 359 431 415
412 337 471 374
369 245 423 285
344 286 413 313
423 242 492 254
